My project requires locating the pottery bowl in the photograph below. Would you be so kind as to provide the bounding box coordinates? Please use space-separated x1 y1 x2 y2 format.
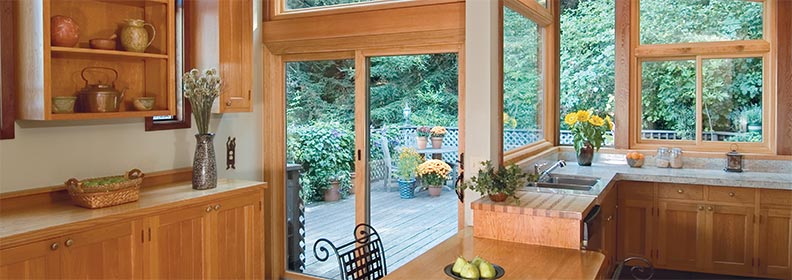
89 38 117 50
133 97 156 111
627 158 644 168
52 96 77 114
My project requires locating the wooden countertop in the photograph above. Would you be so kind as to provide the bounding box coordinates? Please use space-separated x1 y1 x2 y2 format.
0 179 266 248
385 228 605 279
471 191 597 220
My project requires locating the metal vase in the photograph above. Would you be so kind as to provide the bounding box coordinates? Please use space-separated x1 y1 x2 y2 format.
193 133 217 190
577 141 594 166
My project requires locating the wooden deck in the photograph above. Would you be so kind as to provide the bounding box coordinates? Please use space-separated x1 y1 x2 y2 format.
299 187 458 279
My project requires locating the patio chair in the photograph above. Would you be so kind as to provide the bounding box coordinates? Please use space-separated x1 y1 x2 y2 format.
313 223 388 280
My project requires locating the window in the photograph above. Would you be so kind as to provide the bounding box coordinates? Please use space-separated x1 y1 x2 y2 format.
634 0 771 151
285 0 376 10
146 0 190 131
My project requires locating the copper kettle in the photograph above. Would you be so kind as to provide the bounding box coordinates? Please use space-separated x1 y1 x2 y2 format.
78 67 126 113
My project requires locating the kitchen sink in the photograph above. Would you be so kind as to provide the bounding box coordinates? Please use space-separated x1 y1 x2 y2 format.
532 174 600 191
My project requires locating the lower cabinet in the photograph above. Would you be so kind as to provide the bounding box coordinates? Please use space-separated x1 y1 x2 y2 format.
759 207 792 278
617 182 654 261
706 204 754 276
656 200 704 271
0 220 142 279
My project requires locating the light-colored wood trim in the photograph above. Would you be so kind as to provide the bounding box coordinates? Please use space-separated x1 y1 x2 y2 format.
358 44 460 57
265 29 464 55
498 0 505 160
354 50 369 227
544 0 559 146
503 140 554 165
503 0 552 27
777 0 792 155
614 0 631 149
271 0 462 21
281 51 355 62
695 57 703 146
262 45 286 280
635 40 771 58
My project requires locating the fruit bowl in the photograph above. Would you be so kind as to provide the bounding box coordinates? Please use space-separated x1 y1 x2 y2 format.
443 263 505 280
626 152 645 168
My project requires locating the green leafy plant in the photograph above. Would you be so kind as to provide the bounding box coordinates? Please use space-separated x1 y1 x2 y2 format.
563 110 614 153
416 126 431 137
742 104 762 126
461 161 528 203
396 147 423 181
287 121 354 202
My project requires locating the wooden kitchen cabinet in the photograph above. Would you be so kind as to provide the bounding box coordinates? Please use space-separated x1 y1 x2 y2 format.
617 181 655 261
656 200 705 270
148 203 210 278
758 189 792 279
598 185 618 275
705 204 754 275
192 0 253 113
0 220 141 279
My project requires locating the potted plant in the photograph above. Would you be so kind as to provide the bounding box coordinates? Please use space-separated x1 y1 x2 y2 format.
417 159 452 197
743 105 762 133
396 147 424 199
462 161 529 203
430 126 447 148
563 110 613 166
416 126 431 149
288 121 354 203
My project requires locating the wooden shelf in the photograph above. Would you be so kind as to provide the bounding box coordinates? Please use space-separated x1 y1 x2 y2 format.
50 110 171 120
51 47 168 60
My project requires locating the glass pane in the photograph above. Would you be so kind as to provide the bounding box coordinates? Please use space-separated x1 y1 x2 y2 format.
368 53 459 272
640 0 763 44
641 60 696 141
285 0 375 10
285 59 356 278
503 6 544 151
559 0 615 146
702 57 763 142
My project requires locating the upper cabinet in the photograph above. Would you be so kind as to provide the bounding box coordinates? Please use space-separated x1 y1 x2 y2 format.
14 0 176 120
191 0 253 113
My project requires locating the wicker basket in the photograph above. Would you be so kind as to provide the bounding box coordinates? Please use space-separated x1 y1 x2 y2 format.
65 169 144 209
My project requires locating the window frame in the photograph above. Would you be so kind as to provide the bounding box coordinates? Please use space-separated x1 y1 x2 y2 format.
1 0 15 140
269 0 460 20
501 0 558 164
629 0 776 154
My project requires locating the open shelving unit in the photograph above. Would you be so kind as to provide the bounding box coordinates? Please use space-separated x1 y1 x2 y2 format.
15 0 175 120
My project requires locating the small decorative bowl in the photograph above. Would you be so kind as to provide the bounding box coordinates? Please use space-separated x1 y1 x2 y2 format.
52 96 77 113
89 38 117 50
627 158 644 168
133 97 155 111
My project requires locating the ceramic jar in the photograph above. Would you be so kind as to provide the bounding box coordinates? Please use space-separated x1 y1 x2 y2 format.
51 15 79 47
119 19 155 52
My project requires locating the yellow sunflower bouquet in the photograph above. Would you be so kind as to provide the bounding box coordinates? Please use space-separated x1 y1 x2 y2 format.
416 159 452 186
564 110 613 163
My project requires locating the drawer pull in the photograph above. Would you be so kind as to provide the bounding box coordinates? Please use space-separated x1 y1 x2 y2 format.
206 206 213 213
50 243 59 251
677 189 684 194
606 216 613 222
65 239 74 247
698 205 704 211
707 206 713 211
226 100 232 106
728 192 735 197
214 204 221 211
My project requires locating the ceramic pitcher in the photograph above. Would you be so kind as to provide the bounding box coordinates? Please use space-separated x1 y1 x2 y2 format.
119 19 155 53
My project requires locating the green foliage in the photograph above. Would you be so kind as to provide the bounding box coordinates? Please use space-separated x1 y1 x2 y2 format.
286 0 372 10
396 148 424 180
503 7 541 130
461 161 529 204
287 121 355 203
725 132 762 143
742 104 763 126
286 60 356 125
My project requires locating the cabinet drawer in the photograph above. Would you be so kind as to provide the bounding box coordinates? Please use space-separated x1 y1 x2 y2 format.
618 181 654 200
760 189 792 208
708 187 755 204
657 184 704 200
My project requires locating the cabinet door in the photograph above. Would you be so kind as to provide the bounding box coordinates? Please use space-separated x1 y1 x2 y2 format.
0 238 60 278
217 0 253 113
618 192 654 261
60 220 142 279
599 187 618 275
148 204 211 279
705 204 754 276
210 193 263 279
759 208 792 278
657 200 705 270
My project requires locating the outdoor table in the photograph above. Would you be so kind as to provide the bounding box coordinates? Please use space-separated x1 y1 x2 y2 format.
415 146 458 160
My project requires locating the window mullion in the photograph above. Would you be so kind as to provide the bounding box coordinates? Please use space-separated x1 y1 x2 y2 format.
695 56 703 146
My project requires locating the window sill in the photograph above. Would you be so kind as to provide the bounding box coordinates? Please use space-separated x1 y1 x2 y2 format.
269 0 462 21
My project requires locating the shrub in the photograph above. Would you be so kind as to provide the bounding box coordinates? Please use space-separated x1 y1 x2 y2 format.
396 148 424 180
288 121 355 203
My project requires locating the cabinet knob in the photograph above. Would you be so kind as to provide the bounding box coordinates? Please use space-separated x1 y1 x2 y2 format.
65 239 74 247
707 206 713 211
606 216 613 222
214 204 221 211
677 189 684 194
698 205 704 211
50 243 59 251
728 192 735 197
226 100 232 106
206 206 213 213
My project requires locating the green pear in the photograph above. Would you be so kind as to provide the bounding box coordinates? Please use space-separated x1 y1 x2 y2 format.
479 260 496 279
459 263 480 280
452 256 467 274
470 256 484 267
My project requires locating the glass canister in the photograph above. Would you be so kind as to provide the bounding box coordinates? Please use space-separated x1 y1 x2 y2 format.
670 148 683 168
656 147 670 168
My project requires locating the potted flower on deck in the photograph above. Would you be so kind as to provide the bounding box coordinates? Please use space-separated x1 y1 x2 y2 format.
430 126 447 148
417 159 452 197
462 160 529 203
416 126 431 149
396 147 424 199
563 110 613 166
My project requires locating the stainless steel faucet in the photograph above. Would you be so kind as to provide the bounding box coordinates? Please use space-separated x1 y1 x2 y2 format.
535 160 566 182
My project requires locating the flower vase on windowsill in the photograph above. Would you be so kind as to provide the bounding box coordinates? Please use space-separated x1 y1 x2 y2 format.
564 109 613 167
184 68 222 190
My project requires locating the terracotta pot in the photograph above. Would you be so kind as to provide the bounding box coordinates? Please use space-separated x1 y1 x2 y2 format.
349 173 356 194
577 141 594 166
431 137 443 149
489 193 508 202
416 136 428 149
324 181 341 202
51 15 79 47
428 186 442 197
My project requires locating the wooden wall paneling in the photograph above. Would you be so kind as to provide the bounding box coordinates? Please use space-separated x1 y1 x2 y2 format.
1 0 14 139
613 0 630 149
777 0 792 155
262 45 285 280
